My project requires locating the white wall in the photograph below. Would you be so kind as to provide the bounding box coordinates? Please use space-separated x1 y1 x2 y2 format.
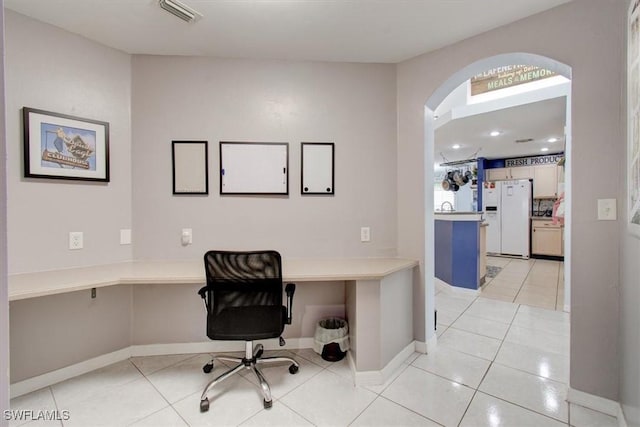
0 1 9 423
5 11 132 274
397 0 624 401
621 3 640 426
131 56 397 260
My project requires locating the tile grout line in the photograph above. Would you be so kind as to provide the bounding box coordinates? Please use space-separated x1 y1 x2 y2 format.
130 357 191 427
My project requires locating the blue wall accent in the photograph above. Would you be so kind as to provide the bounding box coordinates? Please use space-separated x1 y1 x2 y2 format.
485 158 506 169
435 220 480 290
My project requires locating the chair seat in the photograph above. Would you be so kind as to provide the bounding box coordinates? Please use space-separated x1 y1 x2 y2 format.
207 305 286 340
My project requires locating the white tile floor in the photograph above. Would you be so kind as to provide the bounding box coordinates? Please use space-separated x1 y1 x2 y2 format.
481 256 565 311
10 260 618 426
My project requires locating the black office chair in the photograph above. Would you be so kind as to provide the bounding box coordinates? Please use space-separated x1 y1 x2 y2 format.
197 250 299 412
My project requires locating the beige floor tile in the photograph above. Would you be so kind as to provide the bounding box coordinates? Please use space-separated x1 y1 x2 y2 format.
498 265 529 276
515 294 556 310
518 285 557 298
479 293 515 303
495 269 529 279
482 285 519 298
486 257 511 268
523 277 559 288
485 278 522 290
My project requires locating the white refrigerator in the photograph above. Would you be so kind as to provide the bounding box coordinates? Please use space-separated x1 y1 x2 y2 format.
482 180 531 258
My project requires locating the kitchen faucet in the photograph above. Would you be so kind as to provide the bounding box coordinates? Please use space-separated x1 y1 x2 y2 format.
440 201 454 212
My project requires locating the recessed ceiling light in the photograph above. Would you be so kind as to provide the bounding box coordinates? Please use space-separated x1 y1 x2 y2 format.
541 147 550 152
547 137 558 143
490 131 501 137
452 144 461 149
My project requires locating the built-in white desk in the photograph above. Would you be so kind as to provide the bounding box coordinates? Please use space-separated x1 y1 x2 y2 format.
9 258 418 397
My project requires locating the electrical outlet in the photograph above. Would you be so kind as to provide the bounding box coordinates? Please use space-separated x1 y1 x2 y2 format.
360 227 371 242
69 232 83 250
181 228 193 246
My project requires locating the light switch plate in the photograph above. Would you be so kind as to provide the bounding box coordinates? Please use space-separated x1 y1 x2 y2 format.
120 229 132 245
181 228 193 245
597 199 617 221
360 227 371 242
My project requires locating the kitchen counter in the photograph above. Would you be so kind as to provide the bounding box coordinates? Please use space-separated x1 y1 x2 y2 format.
435 214 484 290
434 211 484 221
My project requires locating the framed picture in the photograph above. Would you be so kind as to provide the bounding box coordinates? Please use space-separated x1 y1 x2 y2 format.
219 142 289 195
172 141 209 195
23 107 110 182
628 1 640 237
301 142 334 195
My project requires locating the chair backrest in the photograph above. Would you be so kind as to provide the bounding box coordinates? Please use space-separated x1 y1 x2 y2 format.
203 250 284 339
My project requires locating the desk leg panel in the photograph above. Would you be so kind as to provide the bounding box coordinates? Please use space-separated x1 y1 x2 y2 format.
346 280 381 372
380 268 414 367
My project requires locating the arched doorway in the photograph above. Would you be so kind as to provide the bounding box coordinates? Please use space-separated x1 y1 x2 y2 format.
423 53 572 349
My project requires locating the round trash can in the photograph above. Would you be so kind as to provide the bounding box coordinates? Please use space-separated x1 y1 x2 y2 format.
313 318 350 361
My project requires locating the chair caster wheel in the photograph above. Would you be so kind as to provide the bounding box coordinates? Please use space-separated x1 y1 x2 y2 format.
200 398 210 412
289 364 299 374
203 363 213 374
263 399 272 409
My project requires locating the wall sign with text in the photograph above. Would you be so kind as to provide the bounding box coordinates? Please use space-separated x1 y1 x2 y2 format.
470 65 556 96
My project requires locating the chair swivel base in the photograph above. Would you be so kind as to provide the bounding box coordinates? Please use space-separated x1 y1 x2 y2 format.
199 341 299 412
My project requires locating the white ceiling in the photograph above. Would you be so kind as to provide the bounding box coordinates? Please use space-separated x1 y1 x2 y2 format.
4 0 571 64
435 96 567 163
6 0 570 164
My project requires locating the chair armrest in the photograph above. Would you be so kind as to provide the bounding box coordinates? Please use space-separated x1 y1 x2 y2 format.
285 283 296 324
285 283 296 297
197 285 210 299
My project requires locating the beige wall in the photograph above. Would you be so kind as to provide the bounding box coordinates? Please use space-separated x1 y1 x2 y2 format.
131 56 397 261
397 0 625 400
131 281 345 345
0 0 9 420
9 286 133 382
5 11 132 274
621 2 640 425
3 1 637 413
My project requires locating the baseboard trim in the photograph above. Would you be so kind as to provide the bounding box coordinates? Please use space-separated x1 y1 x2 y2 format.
11 338 316 398
425 334 438 353
130 338 314 357
353 341 416 387
567 387 620 417
618 405 629 427
10 348 132 399
414 340 427 354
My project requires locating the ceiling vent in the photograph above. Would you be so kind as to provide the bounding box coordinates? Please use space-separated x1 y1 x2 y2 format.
514 138 534 143
159 0 203 23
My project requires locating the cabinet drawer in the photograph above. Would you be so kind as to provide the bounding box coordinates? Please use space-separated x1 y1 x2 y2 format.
532 226 563 256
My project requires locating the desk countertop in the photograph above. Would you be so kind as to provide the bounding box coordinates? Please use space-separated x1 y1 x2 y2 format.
8 258 418 301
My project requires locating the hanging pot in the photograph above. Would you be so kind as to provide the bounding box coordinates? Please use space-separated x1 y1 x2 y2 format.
453 170 464 186
450 182 460 192
441 178 451 191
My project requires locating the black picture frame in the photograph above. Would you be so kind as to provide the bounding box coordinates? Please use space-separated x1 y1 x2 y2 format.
219 141 289 195
23 107 110 182
301 142 335 195
172 141 209 195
